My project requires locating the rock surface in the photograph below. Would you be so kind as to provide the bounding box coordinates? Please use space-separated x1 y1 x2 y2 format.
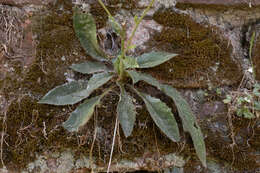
0 0 55 7
177 0 260 5
0 0 260 173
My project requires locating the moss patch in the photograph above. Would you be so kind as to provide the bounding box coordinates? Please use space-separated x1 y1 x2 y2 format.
0 2 183 171
176 3 260 11
203 116 260 171
142 8 242 88
2 1 258 172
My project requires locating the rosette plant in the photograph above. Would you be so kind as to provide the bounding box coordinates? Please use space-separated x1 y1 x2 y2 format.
38 0 206 167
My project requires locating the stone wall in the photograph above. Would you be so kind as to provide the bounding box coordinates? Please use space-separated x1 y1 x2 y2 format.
177 0 260 5
0 0 260 173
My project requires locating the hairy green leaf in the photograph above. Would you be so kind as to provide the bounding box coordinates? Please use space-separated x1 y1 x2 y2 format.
127 70 206 167
39 73 113 105
134 89 180 142
73 8 107 61
127 70 161 89
38 81 89 105
136 51 178 68
86 72 113 96
123 56 139 69
117 83 136 137
161 85 207 167
70 61 109 74
63 95 102 132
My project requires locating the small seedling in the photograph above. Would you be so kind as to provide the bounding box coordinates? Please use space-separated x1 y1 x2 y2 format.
223 83 260 119
38 0 206 167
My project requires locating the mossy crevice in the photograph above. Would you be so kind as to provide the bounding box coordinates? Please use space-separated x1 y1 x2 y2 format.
142 8 242 88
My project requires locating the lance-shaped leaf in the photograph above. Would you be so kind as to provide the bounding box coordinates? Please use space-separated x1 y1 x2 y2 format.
134 89 180 142
122 56 139 69
70 61 109 74
117 83 136 137
38 80 89 105
127 70 206 167
161 84 207 167
85 72 113 97
127 70 161 89
39 72 113 105
73 8 107 61
63 95 102 132
136 51 178 68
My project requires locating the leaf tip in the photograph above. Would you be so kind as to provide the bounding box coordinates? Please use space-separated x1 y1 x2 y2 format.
201 159 207 168
123 131 131 138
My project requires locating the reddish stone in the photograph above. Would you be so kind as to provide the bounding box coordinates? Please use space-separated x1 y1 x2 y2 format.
0 0 54 7
177 0 260 5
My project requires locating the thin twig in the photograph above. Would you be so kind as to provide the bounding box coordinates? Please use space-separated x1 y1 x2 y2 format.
90 127 98 172
97 0 113 20
107 116 118 173
0 120 6 167
117 122 126 154
89 107 98 173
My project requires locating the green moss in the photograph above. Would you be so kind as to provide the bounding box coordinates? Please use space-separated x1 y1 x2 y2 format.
1 2 80 169
2 3 183 171
144 9 242 88
2 1 257 171
4 96 56 166
202 115 259 171
176 3 260 11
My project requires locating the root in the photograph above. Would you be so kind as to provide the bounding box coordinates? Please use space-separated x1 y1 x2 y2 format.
0 112 7 167
0 5 25 58
227 109 236 167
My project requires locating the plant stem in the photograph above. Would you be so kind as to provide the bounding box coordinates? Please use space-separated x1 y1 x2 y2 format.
120 24 126 58
120 0 155 80
119 55 125 80
125 0 155 53
98 0 126 80
97 0 117 26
